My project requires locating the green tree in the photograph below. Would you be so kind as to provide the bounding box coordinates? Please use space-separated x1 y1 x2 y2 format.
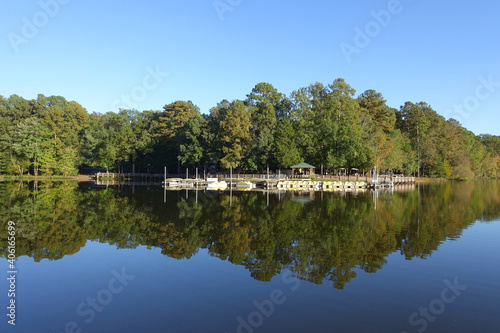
208 100 252 169
40 99 88 161
323 79 364 171
178 113 206 167
398 102 432 176
81 112 121 172
159 101 200 139
358 90 396 132
272 119 302 168
159 101 201 173
245 83 287 169
11 117 48 175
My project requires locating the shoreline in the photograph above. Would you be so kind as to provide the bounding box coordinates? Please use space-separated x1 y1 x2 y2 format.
0 175 495 183
0 175 88 182
415 177 449 183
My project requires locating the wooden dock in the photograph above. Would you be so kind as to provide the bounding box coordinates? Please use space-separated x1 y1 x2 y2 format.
162 178 213 188
95 172 164 182
95 172 415 191
160 176 415 191
367 176 416 189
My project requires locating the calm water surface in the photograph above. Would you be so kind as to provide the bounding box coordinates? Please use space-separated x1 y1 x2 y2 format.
1 181 499 333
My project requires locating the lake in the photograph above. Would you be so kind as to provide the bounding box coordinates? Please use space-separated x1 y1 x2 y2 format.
1 180 499 333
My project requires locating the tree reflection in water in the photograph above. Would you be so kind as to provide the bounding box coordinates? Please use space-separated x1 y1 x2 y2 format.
1 181 499 289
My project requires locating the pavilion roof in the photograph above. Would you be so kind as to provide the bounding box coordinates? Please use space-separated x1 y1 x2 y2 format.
290 162 315 169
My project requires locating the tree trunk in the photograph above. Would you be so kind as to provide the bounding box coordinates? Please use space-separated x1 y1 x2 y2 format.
417 125 421 178
177 145 181 175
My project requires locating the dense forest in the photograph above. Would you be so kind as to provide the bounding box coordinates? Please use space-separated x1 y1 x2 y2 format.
1 79 499 178
0 181 499 288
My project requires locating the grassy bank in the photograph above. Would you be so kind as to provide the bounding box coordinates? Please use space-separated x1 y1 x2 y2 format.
0 175 78 182
415 177 449 183
415 177 498 183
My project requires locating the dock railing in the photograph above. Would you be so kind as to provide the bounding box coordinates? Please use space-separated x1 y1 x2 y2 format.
95 172 416 186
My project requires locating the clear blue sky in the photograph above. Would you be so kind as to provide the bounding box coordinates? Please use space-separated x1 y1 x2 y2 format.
1 0 499 135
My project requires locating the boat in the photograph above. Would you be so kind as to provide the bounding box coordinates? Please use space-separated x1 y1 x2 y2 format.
355 181 366 189
207 181 228 190
344 181 355 189
162 178 183 187
333 181 344 189
236 181 255 189
322 181 333 189
277 181 290 188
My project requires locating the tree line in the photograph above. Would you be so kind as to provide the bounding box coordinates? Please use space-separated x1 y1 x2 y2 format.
1 79 499 178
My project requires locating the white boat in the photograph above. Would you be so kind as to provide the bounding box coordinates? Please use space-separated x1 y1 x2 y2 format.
344 181 355 189
207 181 228 190
277 181 288 188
